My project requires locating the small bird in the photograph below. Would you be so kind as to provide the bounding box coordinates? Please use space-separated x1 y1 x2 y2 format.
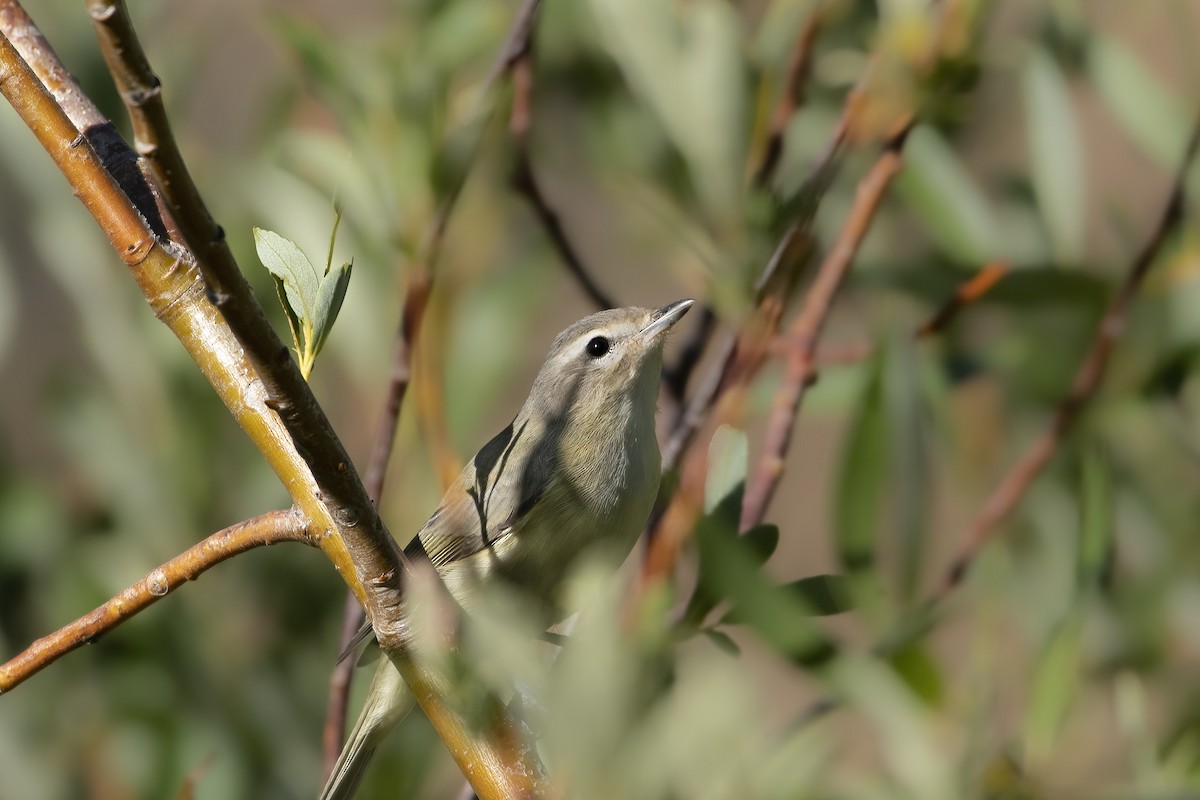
320 299 693 800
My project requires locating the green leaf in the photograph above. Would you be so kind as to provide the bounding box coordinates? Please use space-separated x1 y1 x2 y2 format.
312 260 353 354
888 643 943 706
702 628 741 657
1089 35 1191 169
696 522 835 667
886 341 931 602
584 0 746 227
705 425 748 515
896 126 999 263
254 227 319 325
270 274 304 358
835 349 887 573
1025 614 1082 759
783 574 854 616
741 524 780 567
1025 48 1085 264
1077 445 1114 591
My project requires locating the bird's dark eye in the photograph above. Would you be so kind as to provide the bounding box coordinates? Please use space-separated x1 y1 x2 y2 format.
586 336 610 358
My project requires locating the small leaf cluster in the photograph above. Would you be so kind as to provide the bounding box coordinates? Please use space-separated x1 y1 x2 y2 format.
253 217 352 380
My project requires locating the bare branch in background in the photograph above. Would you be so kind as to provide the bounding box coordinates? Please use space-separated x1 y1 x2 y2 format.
508 15 616 311
936 117 1200 598
812 260 1008 366
754 8 823 188
740 121 914 532
0 511 310 693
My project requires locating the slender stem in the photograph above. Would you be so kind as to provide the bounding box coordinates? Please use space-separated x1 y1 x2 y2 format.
508 20 615 311
740 123 913 532
754 7 823 188
83 0 402 597
937 118 1200 598
810 260 1008 366
0 510 310 693
1 14 543 796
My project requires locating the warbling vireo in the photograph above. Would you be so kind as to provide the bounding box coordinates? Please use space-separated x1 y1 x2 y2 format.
321 299 693 800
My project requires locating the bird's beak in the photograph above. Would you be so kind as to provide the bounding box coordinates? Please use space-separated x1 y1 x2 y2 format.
639 298 694 339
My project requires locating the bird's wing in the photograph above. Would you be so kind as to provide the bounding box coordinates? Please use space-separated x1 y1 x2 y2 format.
419 414 559 569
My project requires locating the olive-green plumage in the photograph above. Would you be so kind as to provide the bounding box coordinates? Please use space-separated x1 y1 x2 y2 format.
320 300 692 800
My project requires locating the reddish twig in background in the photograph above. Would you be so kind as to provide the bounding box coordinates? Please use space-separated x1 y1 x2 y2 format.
324 0 556 777
811 260 1008 366
740 121 914 531
508 19 616 311
754 8 824 188
935 118 1200 598
0 510 310 693
658 7 825 405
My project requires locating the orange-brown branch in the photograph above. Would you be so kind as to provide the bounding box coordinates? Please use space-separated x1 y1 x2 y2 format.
938 120 1200 597
0 510 310 693
740 122 913 531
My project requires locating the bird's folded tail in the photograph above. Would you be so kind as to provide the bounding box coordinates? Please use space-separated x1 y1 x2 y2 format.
319 657 415 800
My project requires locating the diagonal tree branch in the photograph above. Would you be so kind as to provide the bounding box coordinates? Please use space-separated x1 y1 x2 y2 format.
81 0 403 600
811 260 1008 367
753 7 824 188
0 510 311 693
507 9 616 312
740 121 914 532
0 9 543 796
936 117 1200 598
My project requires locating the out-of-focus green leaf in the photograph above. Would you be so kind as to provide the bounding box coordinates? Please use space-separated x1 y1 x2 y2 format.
703 628 742 657
786 574 854 616
696 521 835 667
1077 445 1114 591
835 349 887 573
1025 48 1085 264
705 425 748 515
887 340 931 602
897 125 999 263
1025 614 1082 760
888 643 943 706
1089 35 1191 169
584 0 746 227
741 523 780 566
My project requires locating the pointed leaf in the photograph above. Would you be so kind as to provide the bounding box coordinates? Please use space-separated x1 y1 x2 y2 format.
784 574 853 616
835 350 887 573
1077 445 1114 591
705 425 748 514
1089 35 1190 169
897 126 998 263
312 260 353 354
741 523 779 566
1025 49 1085 263
254 227 319 324
697 523 835 667
270 274 303 356
703 628 741 657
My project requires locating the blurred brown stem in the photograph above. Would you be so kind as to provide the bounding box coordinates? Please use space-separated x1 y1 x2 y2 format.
740 121 914 532
508 14 616 312
0 510 310 693
936 118 1200 598
810 260 1008 366
754 8 823 188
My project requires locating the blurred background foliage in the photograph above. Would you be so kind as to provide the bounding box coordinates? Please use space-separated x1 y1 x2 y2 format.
2 0 1200 798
